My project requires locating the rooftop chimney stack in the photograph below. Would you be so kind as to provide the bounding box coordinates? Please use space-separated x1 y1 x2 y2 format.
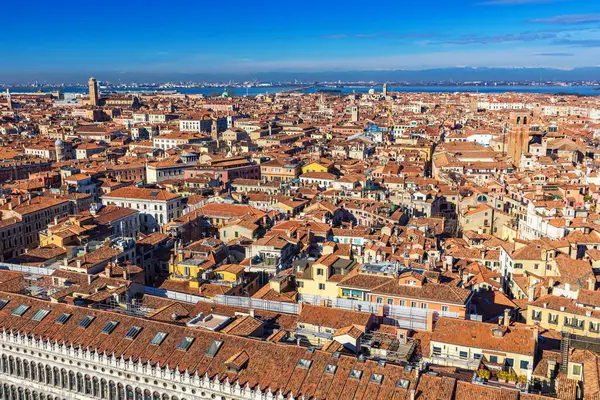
504 308 511 328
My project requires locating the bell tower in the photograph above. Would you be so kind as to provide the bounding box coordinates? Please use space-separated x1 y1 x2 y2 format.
6 89 12 110
507 111 531 166
88 77 99 106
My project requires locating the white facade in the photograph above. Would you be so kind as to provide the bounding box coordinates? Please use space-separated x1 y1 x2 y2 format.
101 193 182 233
0 331 250 400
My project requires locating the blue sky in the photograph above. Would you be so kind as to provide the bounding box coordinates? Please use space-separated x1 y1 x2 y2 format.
2 0 600 76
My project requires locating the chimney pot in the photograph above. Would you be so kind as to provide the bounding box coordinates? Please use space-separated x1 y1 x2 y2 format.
504 308 511 327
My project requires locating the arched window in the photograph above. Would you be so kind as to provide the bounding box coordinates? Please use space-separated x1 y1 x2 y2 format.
109 381 117 400
30 362 36 381
15 358 21 377
45 365 52 385
144 390 152 400
93 377 100 398
8 357 14 375
135 388 143 400
117 383 125 400
37 364 44 383
85 375 92 395
1 355 7 374
61 369 69 389
22 361 29 379
53 368 60 386
77 373 84 393
153 392 160 400
101 379 108 399
126 385 134 400
69 371 76 391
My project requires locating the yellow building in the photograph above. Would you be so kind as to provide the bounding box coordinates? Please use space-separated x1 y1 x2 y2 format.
301 159 334 174
169 256 259 296
39 216 108 250
169 255 210 288
528 293 600 338
460 204 512 237
430 315 537 378
295 254 357 299
214 263 246 283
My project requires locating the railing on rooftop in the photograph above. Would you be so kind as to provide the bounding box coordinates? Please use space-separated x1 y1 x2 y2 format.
0 262 54 276
143 286 299 314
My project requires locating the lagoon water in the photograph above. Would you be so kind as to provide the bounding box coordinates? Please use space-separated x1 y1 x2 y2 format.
9 85 600 96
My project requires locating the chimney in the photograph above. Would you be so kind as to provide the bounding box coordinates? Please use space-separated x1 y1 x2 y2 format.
504 309 511 327
249 309 255 318
76 259 82 269
87 274 93 285
410 389 416 400
63 258 68 267
588 277 596 291
105 263 112 277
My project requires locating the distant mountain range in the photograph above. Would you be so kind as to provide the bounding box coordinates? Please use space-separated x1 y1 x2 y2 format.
3 67 600 85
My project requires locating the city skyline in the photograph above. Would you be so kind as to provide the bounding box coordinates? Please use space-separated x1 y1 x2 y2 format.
3 0 600 81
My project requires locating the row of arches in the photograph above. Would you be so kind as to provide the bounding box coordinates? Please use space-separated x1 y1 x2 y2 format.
1 383 63 400
0 355 193 400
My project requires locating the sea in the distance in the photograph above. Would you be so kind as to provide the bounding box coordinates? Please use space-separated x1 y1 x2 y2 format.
8 85 600 96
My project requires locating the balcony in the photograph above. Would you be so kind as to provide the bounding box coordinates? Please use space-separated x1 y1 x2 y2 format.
429 354 481 370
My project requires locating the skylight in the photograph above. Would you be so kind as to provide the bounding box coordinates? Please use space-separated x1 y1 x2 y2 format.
79 315 95 329
125 326 141 340
297 359 312 369
150 332 167 345
11 305 30 316
349 370 363 379
325 364 337 374
397 379 410 389
176 336 194 351
31 309 50 321
0 299 9 310
101 321 118 334
55 313 71 324
370 374 384 384
205 340 223 357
